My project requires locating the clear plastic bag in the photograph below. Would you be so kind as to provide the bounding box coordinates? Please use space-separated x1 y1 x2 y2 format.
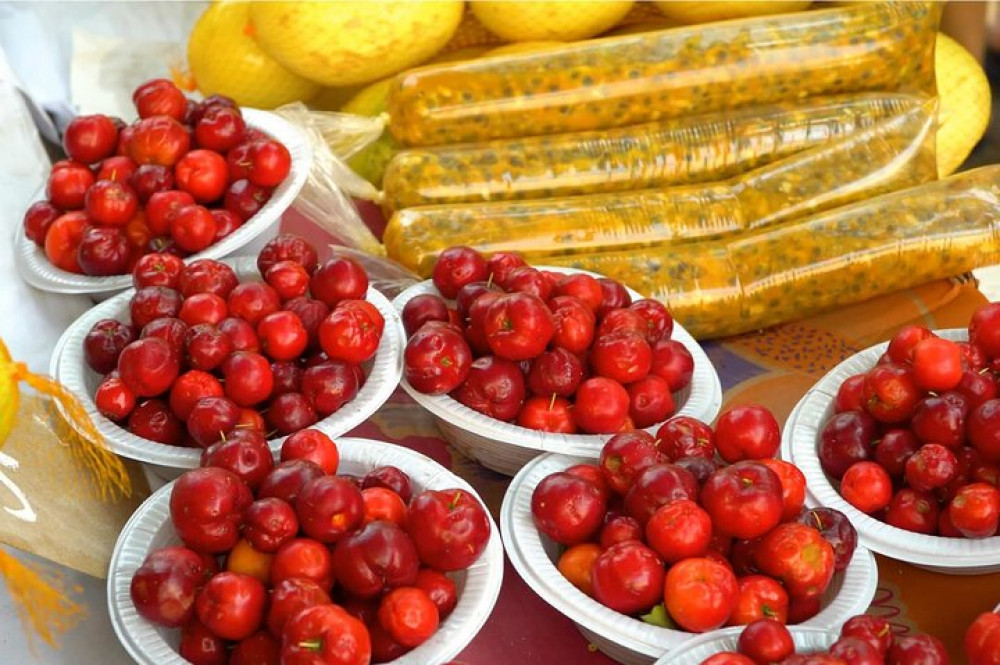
272 103 385 256
384 100 938 275
386 2 941 146
541 166 1000 339
381 93 925 212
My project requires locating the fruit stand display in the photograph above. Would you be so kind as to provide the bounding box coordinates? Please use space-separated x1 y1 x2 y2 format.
5 2 1000 665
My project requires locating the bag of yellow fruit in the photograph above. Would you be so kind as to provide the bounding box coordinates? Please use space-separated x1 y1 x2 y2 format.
0 338 134 647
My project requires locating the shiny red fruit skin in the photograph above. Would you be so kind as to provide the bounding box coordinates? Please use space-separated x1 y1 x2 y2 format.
484 292 555 361
887 634 949 665
318 305 383 365
753 523 835 600
129 116 190 167
432 246 488 299
965 610 1000 665
265 578 331 638
701 461 784 540
590 540 665 615
133 78 187 120
229 631 280 665
727 575 789 626
574 377 630 434
714 405 781 463
599 430 662 495
517 395 577 433
129 546 205 628
257 234 319 276
295 476 365 544
404 325 472 395
862 364 920 423
169 467 253 554
623 463 699 525
179 618 227 665
201 430 274 491
332 521 420 598
531 472 606 545
737 619 795 665
405 489 491 571
117 337 179 398
452 355 526 421
23 200 61 247
970 302 1000 358
664 556 739 632
553 273 603 313
195 571 267 642
84 318 135 374
269 538 334 590
590 331 652 384
650 339 695 392
310 257 369 308
657 416 716 461
63 114 118 164
280 604 371 665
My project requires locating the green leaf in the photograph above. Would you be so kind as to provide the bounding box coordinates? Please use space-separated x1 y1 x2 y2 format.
640 603 676 629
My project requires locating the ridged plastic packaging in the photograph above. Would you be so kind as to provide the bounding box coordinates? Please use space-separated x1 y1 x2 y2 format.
386 1 940 146
381 93 926 212
541 166 1000 339
384 101 938 275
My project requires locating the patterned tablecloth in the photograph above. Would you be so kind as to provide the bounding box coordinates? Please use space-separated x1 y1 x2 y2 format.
337 266 999 664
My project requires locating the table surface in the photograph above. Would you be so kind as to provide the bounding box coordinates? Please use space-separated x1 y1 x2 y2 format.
3 43 1000 665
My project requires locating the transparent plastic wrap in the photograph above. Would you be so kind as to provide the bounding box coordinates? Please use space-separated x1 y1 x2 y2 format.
540 166 1000 339
272 103 385 256
384 101 938 275
381 93 925 212
386 1 940 146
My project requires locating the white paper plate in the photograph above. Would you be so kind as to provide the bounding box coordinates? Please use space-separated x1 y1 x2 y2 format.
500 453 879 665
392 267 723 476
655 626 840 665
785 328 1000 574
15 108 312 298
52 256 403 479
107 436 504 665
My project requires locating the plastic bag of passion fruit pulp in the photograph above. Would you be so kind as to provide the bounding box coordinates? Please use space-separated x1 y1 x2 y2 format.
541 165 1000 339
383 96 939 276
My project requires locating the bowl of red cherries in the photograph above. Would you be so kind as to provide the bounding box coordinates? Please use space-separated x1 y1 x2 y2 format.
501 407 878 665
52 234 403 479
17 77 311 297
655 615 948 665
391 246 722 476
108 433 503 665
785 302 1000 573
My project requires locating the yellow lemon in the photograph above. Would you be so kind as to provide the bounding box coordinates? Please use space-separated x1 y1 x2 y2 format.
653 1 811 24
248 1 464 87
187 1 320 109
935 32 991 176
471 1 634 42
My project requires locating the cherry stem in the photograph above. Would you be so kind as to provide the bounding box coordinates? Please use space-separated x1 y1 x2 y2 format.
298 639 322 652
548 393 557 410
448 491 462 510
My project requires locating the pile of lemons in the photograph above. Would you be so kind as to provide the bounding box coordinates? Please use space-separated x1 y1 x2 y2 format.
186 1 812 111
186 1 990 187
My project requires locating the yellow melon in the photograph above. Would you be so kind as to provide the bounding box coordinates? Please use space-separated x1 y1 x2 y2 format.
471 1 634 42
187 1 320 109
248 2 464 87
653 1 812 24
